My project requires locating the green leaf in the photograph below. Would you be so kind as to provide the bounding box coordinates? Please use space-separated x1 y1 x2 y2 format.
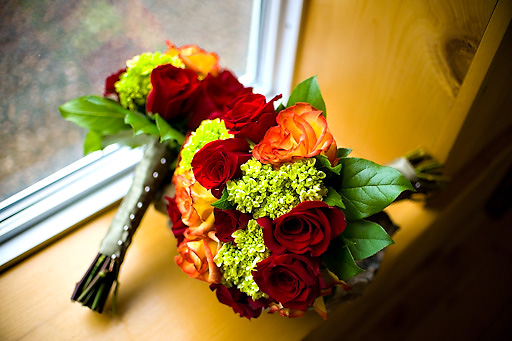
125 111 159 136
324 187 345 209
275 102 286 113
59 95 131 135
342 220 394 260
323 238 364 280
212 189 235 210
287 76 327 116
315 154 342 175
336 148 352 158
154 114 185 145
102 130 153 149
84 131 103 155
339 158 415 220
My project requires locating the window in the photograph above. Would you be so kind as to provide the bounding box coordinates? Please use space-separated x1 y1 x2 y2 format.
0 0 253 202
0 0 303 270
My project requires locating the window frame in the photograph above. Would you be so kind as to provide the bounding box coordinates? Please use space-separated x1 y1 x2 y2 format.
0 0 304 272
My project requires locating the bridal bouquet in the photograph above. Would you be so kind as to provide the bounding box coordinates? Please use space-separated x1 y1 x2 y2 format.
167 81 414 319
60 40 425 318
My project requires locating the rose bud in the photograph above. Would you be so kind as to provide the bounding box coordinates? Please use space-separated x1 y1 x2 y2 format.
191 138 251 197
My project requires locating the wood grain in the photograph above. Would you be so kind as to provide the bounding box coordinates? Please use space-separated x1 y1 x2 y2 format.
294 0 497 165
443 0 512 175
0 206 325 340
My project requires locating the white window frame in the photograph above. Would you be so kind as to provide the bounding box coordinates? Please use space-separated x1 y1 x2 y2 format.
0 0 304 271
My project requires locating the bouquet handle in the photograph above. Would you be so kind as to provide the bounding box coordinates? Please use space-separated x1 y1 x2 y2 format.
71 138 176 313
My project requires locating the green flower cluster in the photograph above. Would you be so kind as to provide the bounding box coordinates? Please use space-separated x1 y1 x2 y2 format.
214 220 270 300
226 158 328 219
115 52 183 111
178 119 231 171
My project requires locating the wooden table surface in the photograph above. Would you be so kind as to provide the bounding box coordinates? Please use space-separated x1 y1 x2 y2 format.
0 205 330 340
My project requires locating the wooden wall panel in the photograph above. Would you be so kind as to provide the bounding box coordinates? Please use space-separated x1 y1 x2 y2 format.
295 1 512 338
443 0 512 175
293 0 497 165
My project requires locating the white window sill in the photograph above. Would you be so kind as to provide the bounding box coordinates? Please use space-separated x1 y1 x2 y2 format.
0 0 304 272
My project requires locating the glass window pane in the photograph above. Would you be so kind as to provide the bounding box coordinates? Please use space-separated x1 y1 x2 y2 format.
0 0 253 201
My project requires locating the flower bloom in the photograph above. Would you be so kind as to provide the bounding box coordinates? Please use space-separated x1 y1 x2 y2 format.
103 68 126 100
175 233 222 283
213 208 251 243
258 201 346 257
210 284 270 319
185 180 217 238
171 168 218 239
252 102 337 165
211 93 282 143
165 40 220 77
172 170 201 228
189 70 251 130
252 253 322 311
192 138 252 197
146 64 201 123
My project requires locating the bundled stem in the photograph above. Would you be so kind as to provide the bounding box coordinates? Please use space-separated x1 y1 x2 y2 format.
71 138 176 313
71 254 120 313
388 148 448 200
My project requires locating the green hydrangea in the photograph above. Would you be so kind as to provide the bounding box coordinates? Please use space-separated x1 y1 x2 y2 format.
115 52 183 111
214 220 270 300
226 158 328 219
178 119 232 171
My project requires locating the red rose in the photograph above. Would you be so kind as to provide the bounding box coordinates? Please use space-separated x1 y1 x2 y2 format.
209 284 270 319
146 64 201 122
165 196 187 245
257 201 346 257
213 208 251 243
211 93 282 143
103 68 126 100
188 70 252 130
191 138 251 197
252 253 322 311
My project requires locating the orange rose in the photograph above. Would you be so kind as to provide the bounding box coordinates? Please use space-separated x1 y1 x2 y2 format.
190 180 217 223
165 40 220 77
175 232 222 283
172 169 217 238
172 170 201 228
252 103 337 165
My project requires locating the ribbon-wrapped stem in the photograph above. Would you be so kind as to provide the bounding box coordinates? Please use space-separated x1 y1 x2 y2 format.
387 148 448 200
71 138 176 313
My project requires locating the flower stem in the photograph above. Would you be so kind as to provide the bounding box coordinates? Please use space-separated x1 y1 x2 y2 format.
388 148 448 198
71 138 176 313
